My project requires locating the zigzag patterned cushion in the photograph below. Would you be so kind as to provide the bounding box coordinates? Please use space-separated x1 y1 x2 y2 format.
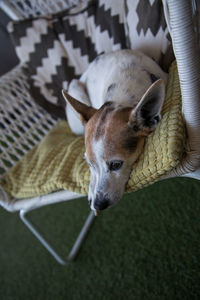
126 0 172 68
8 0 171 118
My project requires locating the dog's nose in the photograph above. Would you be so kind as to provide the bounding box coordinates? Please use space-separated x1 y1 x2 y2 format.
94 193 110 210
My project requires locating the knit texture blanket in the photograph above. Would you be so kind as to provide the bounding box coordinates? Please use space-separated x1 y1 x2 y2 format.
0 61 185 198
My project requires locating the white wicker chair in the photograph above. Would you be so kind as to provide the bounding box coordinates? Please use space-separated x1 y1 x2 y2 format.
0 0 200 264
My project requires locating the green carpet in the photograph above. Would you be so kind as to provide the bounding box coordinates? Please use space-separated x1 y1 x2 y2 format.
0 177 199 300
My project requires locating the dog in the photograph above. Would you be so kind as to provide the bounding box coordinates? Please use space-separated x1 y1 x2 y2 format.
62 49 168 215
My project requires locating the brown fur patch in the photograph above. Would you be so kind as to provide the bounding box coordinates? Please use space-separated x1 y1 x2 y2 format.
85 123 95 163
94 102 115 140
85 103 148 162
100 107 144 158
85 102 114 161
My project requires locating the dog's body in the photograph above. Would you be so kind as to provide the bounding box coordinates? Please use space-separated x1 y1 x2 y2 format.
62 50 168 214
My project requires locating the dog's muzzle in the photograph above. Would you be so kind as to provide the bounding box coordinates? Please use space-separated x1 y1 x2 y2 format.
91 192 111 211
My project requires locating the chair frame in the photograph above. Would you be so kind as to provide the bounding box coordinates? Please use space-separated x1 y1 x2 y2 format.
20 208 95 265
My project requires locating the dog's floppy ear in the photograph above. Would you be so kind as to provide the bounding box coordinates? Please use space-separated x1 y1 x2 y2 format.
128 79 165 134
62 90 97 124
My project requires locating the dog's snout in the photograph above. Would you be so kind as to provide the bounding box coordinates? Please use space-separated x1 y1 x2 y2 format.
94 193 110 210
94 198 109 210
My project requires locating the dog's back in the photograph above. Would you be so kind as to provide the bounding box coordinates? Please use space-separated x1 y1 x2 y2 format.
80 49 168 108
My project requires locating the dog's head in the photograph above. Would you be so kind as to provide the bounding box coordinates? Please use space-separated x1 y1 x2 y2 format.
62 79 165 214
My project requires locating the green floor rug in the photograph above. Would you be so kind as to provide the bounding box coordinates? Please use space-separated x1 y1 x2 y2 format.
0 177 199 300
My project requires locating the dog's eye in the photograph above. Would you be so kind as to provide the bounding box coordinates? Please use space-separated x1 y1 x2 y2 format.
107 160 123 171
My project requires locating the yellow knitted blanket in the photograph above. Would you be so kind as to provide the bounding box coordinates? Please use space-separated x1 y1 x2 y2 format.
1 61 185 198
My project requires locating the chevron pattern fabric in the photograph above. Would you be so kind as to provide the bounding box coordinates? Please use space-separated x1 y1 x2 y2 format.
126 0 171 65
8 0 170 118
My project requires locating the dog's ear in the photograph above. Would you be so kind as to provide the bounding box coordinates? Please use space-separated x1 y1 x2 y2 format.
62 90 97 124
128 79 165 135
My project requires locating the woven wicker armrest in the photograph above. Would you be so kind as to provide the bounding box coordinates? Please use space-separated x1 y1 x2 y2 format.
0 64 57 178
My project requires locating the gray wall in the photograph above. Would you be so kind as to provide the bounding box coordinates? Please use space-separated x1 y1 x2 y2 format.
0 8 19 76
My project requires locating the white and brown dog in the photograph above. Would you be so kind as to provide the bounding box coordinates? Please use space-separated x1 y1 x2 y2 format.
62 49 167 215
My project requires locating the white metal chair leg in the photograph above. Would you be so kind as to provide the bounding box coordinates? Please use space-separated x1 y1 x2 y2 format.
19 209 95 265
